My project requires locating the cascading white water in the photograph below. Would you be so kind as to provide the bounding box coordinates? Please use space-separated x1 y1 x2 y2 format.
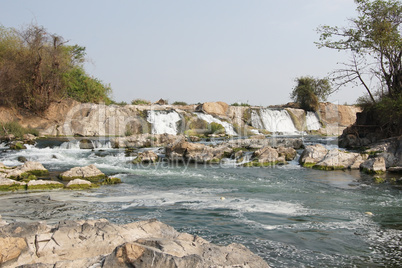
195 113 237 136
147 110 181 135
305 112 321 131
251 109 298 134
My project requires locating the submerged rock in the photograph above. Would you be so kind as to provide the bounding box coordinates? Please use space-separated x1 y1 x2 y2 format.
79 139 94 149
0 219 269 268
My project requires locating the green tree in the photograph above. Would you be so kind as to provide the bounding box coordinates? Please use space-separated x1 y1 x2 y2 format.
0 23 112 112
290 76 332 111
316 0 402 102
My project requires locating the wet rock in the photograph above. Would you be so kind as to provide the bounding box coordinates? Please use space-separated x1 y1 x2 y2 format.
27 180 64 190
17 156 27 163
226 137 303 150
277 146 297 161
59 165 106 182
363 136 402 168
9 141 26 150
112 134 185 148
360 157 387 174
0 219 269 268
133 150 159 164
23 133 37 145
166 140 231 163
1 161 48 180
79 139 94 149
66 179 93 189
0 178 26 191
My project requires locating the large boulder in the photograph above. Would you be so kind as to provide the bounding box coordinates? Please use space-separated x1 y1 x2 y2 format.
300 145 366 170
0 219 269 268
196 102 229 117
299 144 328 167
59 165 106 182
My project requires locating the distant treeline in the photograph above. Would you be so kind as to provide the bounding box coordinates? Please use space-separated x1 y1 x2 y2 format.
0 24 112 113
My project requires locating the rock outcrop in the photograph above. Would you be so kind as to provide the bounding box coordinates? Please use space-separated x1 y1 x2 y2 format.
58 164 106 182
299 144 367 170
112 134 185 148
0 161 49 180
0 218 269 268
166 140 232 163
360 157 387 174
133 150 159 164
196 101 229 117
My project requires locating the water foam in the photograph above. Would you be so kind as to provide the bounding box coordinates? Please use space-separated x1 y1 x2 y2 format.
147 110 181 135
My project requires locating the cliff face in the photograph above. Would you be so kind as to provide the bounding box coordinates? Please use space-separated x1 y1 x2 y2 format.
0 100 360 137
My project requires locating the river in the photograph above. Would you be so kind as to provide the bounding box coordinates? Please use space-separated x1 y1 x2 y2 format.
0 136 401 267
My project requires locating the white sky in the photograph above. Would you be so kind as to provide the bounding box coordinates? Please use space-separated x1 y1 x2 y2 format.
0 0 366 106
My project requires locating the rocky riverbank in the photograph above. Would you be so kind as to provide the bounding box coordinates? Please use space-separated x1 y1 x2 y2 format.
0 100 360 137
0 215 269 267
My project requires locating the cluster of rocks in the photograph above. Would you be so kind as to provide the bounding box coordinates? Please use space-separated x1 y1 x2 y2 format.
299 144 387 174
0 218 269 268
0 162 121 191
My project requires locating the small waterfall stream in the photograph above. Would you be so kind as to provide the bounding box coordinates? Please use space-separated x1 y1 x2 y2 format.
147 110 181 135
195 113 237 136
251 109 299 134
305 112 321 131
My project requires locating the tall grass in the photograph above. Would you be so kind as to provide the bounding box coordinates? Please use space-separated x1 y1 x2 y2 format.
0 121 39 138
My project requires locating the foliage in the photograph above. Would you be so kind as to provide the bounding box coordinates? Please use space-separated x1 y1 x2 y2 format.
172 101 188 106
316 0 402 102
63 67 112 104
231 102 251 107
0 23 113 112
131 99 151 105
0 121 39 138
290 76 332 111
208 122 225 134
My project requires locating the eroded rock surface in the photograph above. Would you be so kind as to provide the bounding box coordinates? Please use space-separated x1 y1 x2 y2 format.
0 218 269 268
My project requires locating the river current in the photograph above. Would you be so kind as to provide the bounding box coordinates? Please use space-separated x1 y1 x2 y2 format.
0 137 401 267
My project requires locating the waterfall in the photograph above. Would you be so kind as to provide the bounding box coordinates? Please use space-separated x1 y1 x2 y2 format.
305 112 321 131
250 109 298 134
195 113 237 136
147 110 181 135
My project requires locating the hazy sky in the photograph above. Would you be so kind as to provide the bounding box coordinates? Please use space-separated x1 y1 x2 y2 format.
0 0 365 106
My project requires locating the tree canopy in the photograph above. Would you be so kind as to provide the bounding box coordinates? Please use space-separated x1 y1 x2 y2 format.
290 76 332 111
316 0 402 102
0 24 112 113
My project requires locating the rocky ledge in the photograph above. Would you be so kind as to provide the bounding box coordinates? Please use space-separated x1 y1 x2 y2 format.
0 217 269 268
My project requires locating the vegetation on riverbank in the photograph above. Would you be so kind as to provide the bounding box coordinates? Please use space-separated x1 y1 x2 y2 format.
0 23 112 113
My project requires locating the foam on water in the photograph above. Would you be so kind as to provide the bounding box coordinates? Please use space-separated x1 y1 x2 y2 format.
147 110 181 135
195 113 237 136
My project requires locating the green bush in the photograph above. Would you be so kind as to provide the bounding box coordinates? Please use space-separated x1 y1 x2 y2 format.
209 122 225 134
172 101 188 106
0 121 39 138
131 99 151 105
231 102 250 107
